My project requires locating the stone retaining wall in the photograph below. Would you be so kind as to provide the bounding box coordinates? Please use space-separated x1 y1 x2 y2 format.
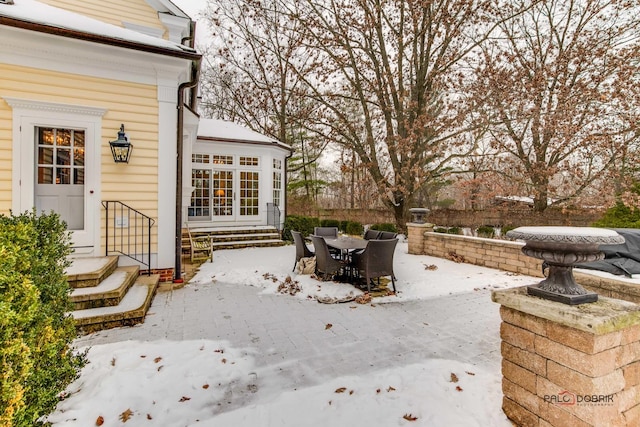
407 223 543 278
407 223 640 304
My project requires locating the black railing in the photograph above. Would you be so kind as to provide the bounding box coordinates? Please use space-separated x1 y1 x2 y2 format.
267 202 282 232
102 201 155 275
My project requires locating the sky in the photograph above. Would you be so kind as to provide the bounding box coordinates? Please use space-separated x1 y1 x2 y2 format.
43 240 544 427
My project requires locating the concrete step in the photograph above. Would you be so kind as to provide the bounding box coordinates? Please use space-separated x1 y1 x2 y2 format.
70 265 139 310
72 274 160 334
66 256 119 288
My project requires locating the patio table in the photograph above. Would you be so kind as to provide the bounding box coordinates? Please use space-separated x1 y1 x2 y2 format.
323 236 368 260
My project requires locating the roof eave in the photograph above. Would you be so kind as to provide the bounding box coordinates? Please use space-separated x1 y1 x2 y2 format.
0 16 201 61
198 136 293 152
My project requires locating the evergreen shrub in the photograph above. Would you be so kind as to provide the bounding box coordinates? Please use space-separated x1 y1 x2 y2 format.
283 215 320 241
345 221 364 235
370 223 397 233
0 210 85 426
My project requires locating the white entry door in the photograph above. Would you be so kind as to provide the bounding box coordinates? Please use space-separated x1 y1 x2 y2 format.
6 98 103 255
34 127 85 230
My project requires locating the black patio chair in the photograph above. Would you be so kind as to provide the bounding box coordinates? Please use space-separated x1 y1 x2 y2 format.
314 226 340 257
349 238 399 293
378 231 398 240
311 235 346 280
291 230 315 271
314 226 339 238
363 229 382 240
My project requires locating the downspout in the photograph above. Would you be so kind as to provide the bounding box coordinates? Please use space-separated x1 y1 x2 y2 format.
174 20 200 281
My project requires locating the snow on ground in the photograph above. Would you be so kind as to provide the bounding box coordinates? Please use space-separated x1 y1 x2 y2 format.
47 240 541 426
190 239 534 303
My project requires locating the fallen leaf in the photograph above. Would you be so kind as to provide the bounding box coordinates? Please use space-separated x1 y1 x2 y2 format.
335 387 347 393
403 413 418 421
111 357 116 367
202 384 210 389
95 415 104 426
140 355 146 358
387 386 396 392
376 388 381 394
450 373 459 383
325 323 333 330
154 357 162 363
349 390 354 395
456 386 463 392
221 358 227 364
215 349 224 354
146 414 153 420
465 371 475 376
119 409 133 423
179 396 191 402
157 365 163 372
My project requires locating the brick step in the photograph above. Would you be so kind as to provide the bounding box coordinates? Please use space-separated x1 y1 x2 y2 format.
72 274 160 334
211 239 285 251
188 226 279 236
70 265 139 310
66 256 119 288
211 232 280 243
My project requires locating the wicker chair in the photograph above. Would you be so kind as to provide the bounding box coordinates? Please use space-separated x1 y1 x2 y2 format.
378 231 398 240
291 230 315 271
311 235 346 280
363 229 382 240
349 238 399 293
314 227 338 238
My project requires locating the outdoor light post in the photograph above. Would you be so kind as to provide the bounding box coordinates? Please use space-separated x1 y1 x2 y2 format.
506 226 624 305
109 124 133 163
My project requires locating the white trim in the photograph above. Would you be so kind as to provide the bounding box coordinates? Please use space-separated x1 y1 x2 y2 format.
1 26 189 86
158 13 191 44
3 97 107 117
4 97 104 255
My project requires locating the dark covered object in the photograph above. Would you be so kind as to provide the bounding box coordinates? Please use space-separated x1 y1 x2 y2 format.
576 229 640 277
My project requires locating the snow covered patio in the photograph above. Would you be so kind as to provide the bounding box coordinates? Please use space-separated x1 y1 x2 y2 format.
48 241 549 426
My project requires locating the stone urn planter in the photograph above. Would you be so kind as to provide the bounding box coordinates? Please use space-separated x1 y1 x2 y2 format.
506 226 624 305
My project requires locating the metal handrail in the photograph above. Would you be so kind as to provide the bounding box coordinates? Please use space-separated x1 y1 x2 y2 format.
101 201 155 275
267 202 282 232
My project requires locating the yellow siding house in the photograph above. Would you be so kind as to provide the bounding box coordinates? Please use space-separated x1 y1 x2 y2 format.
0 0 201 280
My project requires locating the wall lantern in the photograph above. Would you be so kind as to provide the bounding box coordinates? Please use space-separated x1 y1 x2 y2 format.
109 124 133 163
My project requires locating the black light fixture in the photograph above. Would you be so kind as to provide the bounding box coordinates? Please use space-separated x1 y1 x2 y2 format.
109 124 133 163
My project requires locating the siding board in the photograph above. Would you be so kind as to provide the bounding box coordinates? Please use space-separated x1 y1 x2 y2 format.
38 0 166 34
0 64 161 253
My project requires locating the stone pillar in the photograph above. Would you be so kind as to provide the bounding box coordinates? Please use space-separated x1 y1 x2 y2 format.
492 287 640 427
406 222 433 255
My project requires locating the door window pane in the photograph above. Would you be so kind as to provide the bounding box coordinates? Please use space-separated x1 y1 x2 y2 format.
189 169 211 219
213 170 233 216
240 171 259 216
36 127 85 186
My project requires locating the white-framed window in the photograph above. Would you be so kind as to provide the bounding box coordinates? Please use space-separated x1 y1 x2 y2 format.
273 158 282 207
213 155 233 165
239 156 259 166
192 153 210 163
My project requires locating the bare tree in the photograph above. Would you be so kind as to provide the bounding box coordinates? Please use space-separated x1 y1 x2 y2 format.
201 0 318 144
278 0 529 229
474 0 640 212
